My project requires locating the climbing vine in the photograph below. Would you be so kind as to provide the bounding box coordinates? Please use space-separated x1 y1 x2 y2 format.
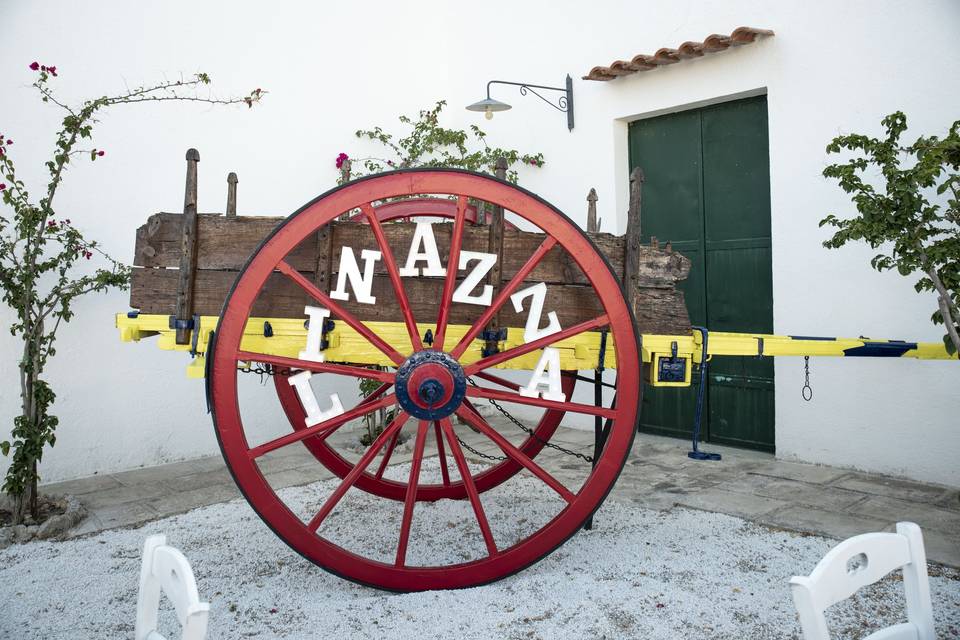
335 100 544 184
0 63 264 523
338 100 546 441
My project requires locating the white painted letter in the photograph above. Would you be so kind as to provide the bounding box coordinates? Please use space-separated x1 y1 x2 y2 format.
399 222 447 277
510 282 561 343
330 247 381 304
452 250 496 306
519 348 566 402
299 306 331 362
287 371 345 427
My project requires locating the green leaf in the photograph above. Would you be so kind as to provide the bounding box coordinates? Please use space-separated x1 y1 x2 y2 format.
0 441 8 456
945 334 957 356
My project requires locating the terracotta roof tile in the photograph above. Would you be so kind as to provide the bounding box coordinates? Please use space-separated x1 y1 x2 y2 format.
583 26 774 81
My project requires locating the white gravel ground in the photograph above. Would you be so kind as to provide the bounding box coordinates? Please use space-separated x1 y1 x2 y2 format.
1 459 958 640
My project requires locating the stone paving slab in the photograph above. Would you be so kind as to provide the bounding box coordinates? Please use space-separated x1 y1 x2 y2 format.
757 504 891 542
719 475 867 512
828 471 955 504
846 495 960 535
39 425 960 567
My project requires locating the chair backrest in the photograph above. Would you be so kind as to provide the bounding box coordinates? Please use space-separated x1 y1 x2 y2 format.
789 522 935 640
135 534 210 640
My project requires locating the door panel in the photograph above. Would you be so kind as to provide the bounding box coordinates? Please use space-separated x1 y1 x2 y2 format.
628 109 704 439
628 95 775 451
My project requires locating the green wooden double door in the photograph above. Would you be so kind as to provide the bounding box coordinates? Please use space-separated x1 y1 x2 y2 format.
628 95 775 452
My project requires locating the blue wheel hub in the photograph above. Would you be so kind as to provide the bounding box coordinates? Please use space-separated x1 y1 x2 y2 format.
395 351 467 421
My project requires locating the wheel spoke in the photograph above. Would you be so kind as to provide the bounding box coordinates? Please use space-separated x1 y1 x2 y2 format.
449 236 558 359
433 196 468 351
374 427 402 480
440 418 498 556
455 406 575 503
307 411 410 532
434 421 451 486
465 385 616 419
237 351 394 382
249 394 397 459
473 371 520 391
361 203 424 352
277 260 405 365
395 421 429 567
463 314 609 375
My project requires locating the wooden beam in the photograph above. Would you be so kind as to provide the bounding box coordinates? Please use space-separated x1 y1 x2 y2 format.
623 167 644 311
174 148 200 344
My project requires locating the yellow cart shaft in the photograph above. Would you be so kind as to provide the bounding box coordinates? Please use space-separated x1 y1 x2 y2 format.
115 313 955 382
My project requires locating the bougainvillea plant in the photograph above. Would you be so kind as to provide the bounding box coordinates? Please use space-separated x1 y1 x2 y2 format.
337 100 546 441
335 100 544 185
821 112 960 355
0 63 264 523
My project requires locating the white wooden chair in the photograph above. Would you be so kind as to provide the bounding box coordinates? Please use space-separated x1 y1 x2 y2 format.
789 522 935 640
135 534 210 640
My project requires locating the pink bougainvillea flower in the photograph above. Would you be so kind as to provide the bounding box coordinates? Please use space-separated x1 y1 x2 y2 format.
48 66 57 76
0 183 6 191
5 140 12 145
29 61 39 71
97 150 105 157
335 152 349 169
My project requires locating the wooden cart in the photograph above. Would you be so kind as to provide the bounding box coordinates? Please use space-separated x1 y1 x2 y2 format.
117 151 953 592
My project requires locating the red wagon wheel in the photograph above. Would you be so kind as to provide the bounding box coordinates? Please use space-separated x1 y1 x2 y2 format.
209 169 641 591
273 196 576 501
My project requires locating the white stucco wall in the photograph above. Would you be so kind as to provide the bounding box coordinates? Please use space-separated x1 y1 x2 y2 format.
0 0 957 486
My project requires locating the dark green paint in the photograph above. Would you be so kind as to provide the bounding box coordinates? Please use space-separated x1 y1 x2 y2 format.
628 95 775 452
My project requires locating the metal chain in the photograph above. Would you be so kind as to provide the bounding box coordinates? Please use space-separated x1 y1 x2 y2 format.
454 436 508 462
238 363 292 385
801 356 813 401
238 362 593 463
467 378 594 463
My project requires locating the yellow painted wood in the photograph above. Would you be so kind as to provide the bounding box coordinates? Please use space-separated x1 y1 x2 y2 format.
114 313 956 380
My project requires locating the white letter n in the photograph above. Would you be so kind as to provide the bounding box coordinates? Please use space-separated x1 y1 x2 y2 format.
331 247 380 304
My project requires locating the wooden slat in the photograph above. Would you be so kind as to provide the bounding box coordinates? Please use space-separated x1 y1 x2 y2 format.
130 189 693 336
134 216 686 287
129 267 691 334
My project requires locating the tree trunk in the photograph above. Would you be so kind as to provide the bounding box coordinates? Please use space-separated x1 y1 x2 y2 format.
924 262 960 355
11 327 41 524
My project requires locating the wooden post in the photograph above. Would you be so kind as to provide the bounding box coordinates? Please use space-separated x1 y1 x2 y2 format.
338 159 353 221
314 223 334 294
226 172 238 218
485 157 508 350
174 148 200 345
586 188 598 233
623 167 644 310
